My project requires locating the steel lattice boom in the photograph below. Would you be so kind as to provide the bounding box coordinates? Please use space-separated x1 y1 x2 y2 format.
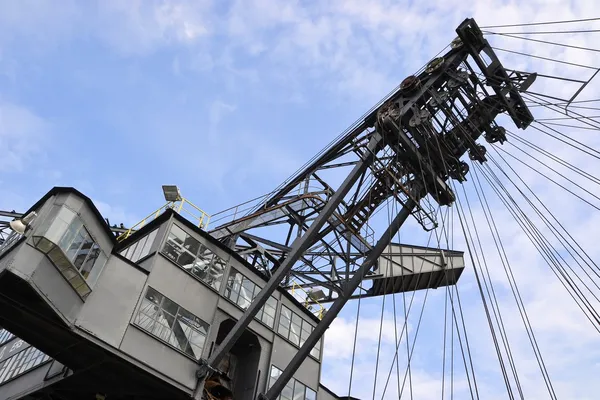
0 20 535 400
193 18 536 400
207 18 535 304
8 13 600 400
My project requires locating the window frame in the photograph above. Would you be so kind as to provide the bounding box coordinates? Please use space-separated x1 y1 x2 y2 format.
119 228 159 263
56 213 106 284
31 205 108 299
160 223 227 292
132 286 211 361
277 305 322 360
224 268 278 328
268 365 317 400
0 346 51 385
0 329 14 346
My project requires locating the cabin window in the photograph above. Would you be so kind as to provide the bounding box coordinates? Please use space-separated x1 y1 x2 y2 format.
268 365 317 400
277 306 321 359
161 224 226 291
225 268 278 327
0 329 14 346
119 229 158 263
0 346 50 384
32 205 108 299
134 286 210 360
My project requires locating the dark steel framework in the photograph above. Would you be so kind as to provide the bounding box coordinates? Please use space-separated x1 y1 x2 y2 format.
0 211 22 245
192 18 536 400
0 18 537 400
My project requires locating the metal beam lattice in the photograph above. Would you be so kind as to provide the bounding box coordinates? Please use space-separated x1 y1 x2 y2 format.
0 17 535 400
195 17 534 400
207 18 533 304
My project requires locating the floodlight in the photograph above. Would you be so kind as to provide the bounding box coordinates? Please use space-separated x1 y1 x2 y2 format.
307 288 326 302
162 185 182 202
9 211 37 235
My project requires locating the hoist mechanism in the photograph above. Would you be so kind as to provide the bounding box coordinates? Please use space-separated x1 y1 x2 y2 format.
207 18 535 296
193 17 535 400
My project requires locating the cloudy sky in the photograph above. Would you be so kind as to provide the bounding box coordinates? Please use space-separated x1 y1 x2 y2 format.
2 1 600 399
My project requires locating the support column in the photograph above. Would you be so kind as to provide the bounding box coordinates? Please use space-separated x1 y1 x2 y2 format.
261 197 418 400
192 133 385 399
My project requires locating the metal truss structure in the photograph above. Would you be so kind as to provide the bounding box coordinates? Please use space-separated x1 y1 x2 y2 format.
207 18 535 302
1 18 537 400
0 211 21 245
194 18 536 400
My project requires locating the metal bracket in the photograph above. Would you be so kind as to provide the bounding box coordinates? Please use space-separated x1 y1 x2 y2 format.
196 359 219 379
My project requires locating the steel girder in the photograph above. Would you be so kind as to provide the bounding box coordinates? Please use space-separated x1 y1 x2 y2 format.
207 18 534 303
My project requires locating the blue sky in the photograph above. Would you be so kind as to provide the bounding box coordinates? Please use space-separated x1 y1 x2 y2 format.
2 1 600 399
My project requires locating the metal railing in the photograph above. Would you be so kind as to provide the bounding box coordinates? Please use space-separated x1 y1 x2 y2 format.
0 231 23 258
290 281 326 320
116 198 210 242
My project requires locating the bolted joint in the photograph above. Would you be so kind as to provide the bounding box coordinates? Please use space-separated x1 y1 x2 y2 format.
196 359 218 379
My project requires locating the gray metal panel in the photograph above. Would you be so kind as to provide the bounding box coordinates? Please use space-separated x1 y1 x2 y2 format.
246 333 271 400
368 243 466 295
27 195 58 236
5 242 45 278
29 253 83 322
119 325 197 391
376 244 465 277
75 256 149 348
256 339 273 399
147 255 220 325
50 193 72 209
61 193 85 213
318 385 339 400
138 255 155 272
3 243 86 323
270 336 319 391
0 242 22 274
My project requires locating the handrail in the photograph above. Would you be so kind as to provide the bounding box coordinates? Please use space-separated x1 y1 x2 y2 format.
116 198 210 242
290 281 326 320
208 184 338 228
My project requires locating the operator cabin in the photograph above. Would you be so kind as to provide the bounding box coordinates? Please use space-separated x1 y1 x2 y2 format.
0 187 339 400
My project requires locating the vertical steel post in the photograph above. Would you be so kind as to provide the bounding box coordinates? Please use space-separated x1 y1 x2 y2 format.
261 198 418 400
192 132 385 399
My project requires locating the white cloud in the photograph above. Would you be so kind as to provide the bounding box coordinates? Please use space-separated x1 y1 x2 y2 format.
0 100 50 172
93 198 142 229
324 312 411 361
94 0 212 55
0 0 212 57
2 1 600 399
